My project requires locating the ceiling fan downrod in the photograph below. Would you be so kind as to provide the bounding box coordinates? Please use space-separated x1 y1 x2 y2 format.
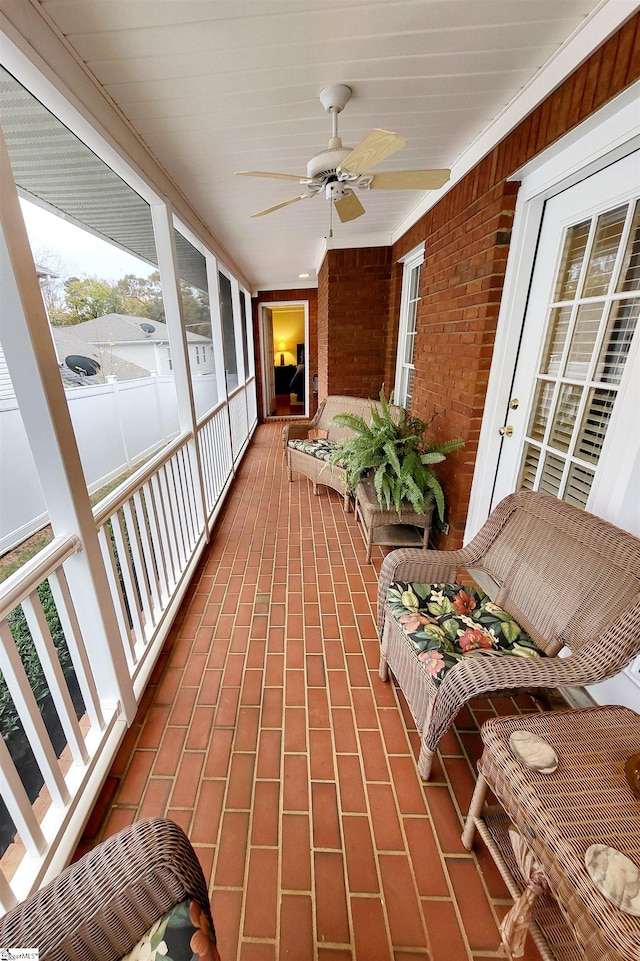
319 84 352 150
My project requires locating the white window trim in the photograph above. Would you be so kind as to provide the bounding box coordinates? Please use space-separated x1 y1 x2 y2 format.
394 243 425 408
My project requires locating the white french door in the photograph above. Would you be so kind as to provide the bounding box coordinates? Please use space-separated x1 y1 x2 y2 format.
492 150 640 531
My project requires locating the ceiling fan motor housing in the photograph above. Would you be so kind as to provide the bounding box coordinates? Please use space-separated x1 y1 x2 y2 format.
306 146 351 180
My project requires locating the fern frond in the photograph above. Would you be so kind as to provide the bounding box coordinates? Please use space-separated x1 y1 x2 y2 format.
423 472 445 521
420 451 446 465
382 440 402 477
331 413 369 434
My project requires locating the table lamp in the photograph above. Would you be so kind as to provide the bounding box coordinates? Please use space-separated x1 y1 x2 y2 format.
278 340 287 365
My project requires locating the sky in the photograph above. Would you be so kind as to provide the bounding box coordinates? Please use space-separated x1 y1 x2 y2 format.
19 198 155 282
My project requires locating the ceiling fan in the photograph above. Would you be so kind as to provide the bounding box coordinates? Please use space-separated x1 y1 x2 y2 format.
236 84 450 223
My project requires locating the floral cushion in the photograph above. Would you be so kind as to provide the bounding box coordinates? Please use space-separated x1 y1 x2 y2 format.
386 582 545 686
287 437 340 462
120 899 220 961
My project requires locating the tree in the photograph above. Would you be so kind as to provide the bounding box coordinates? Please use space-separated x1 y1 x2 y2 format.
114 272 164 318
56 276 124 324
45 269 212 333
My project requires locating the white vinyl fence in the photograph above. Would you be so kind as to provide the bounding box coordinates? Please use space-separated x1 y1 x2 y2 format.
1 376 182 555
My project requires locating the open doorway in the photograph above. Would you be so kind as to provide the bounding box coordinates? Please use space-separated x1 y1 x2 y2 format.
259 301 309 419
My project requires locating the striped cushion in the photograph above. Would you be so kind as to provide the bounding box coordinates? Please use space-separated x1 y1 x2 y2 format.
287 437 340 462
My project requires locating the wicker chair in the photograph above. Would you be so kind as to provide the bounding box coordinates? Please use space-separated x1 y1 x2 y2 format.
0 818 217 961
378 490 640 779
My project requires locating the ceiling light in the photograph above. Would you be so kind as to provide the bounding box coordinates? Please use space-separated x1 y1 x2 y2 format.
298 273 310 278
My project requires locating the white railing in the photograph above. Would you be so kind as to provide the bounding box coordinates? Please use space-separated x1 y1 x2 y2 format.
197 403 233 519
229 385 250 461
246 375 258 430
0 535 120 909
0 380 257 907
94 432 204 681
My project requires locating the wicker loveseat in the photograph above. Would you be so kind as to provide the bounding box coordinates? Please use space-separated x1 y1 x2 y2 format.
283 394 401 509
0 818 218 960
378 490 640 779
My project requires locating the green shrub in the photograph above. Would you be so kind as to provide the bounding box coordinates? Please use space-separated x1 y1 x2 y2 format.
0 581 71 740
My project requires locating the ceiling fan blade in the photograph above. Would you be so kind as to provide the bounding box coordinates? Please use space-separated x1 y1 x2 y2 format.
370 169 451 190
251 195 306 218
334 191 366 223
236 170 303 181
338 129 406 175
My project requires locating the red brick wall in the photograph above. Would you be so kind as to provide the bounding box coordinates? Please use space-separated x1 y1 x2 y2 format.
317 246 392 400
385 11 640 548
251 288 318 419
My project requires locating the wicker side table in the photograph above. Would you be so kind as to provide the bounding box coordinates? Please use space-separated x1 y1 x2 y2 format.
354 476 433 562
462 706 640 961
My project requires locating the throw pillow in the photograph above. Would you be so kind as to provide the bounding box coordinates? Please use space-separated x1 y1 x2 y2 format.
120 899 220 961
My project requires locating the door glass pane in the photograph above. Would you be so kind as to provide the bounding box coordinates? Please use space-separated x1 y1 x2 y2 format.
527 381 555 441
553 220 590 300
574 388 616 464
564 463 595 509
538 451 565 497
565 303 604 379
548 384 582 452
595 297 639 384
617 200 640 292
518 444 540 490
540 306 572 375
582 206 627 297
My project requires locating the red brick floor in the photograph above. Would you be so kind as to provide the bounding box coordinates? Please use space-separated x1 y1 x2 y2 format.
78 422 547 961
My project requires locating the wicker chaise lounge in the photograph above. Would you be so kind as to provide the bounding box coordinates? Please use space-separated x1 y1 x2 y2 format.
378 490 640 780
283 394 401 509
0 818 218 960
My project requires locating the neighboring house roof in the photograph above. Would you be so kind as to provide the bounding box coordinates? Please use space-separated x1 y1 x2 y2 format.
72 313 212 345
51 326 151 384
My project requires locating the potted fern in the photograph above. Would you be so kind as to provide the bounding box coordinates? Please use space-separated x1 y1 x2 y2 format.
328 391 463 522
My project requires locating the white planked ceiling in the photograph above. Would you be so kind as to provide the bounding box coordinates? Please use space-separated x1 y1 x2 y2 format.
36 0 626 290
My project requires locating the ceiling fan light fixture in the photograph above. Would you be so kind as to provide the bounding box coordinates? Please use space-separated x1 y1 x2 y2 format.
325 182 351 201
